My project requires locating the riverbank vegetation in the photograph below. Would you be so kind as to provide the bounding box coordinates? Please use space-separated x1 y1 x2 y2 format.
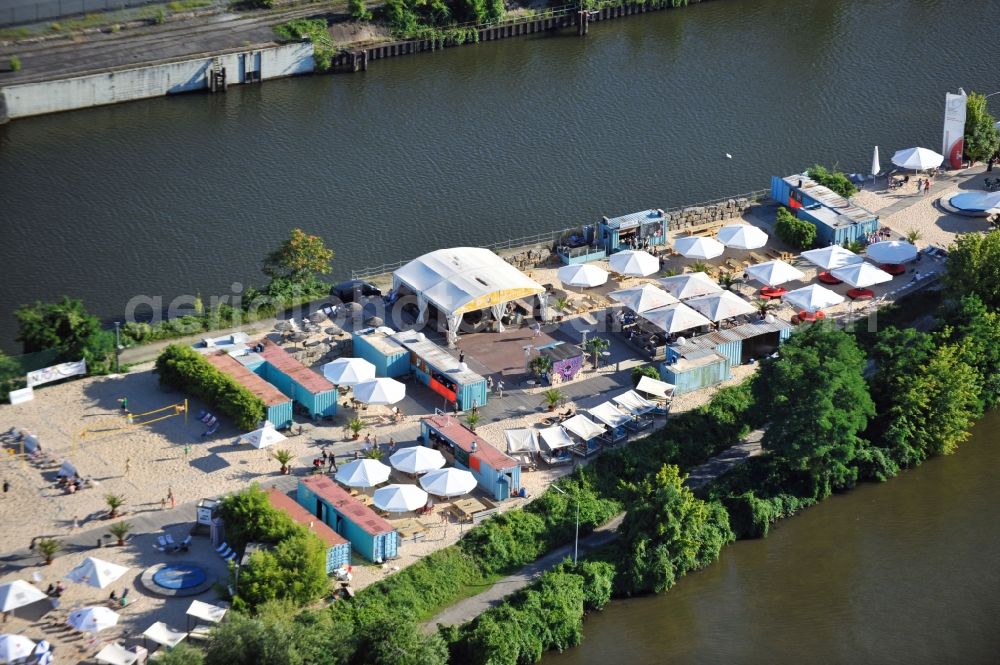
963 91 1000 164
273 18 336 70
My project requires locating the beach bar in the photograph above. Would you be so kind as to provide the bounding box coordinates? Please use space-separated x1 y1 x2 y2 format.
237 340 338 419
296 476 398 563
352 328 410 378
266 488 351 573
771 175 880 245
203 353 294 428
393 331 488 411
599 209 668 253
421 415 521 501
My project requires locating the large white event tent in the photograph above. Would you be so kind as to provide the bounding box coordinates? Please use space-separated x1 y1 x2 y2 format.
588 402 633 428
800 246 864 270
608 284 678 313
393 247 545 338
640 303 712 334
830 262 893 288
716 224 768 250
65 557 128 590
504 429 540 454
891 147 944 171
561 415 606 442
557 264 609 289
866 241 918 264
322 357 376 387
745 260 805 287
684 291 756 322
657 273 722 300
782 284 845 313
608 250 660 277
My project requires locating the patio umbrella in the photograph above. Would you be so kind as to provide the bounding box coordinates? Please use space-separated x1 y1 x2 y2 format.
420 468 477 498
608 250 660 277
0 634 35 663
373 484 428 513
745 259 805 287
674 236 725 259
782 284 845 313
608 284 678 313
871 145 880 177
800 246 864 270
65 557 128 589
684 291 756 322
354 377 406 405
865 240 918 264
308 311 328 324
239 424 286 449
830 262 894 288
67 606 119 633
389 446 446 474
557 264 608 289
640 303 712 333
323 357 376 387
657 272 722 299
716 224 768 250
0 581 46 613
891 147 944 171
335 459 391 488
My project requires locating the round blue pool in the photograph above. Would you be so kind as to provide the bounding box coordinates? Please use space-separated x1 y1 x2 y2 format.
949 191 1000 215
152 564 208 590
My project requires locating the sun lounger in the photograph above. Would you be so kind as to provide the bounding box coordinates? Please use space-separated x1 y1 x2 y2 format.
164 534 176 546
216 543 233 559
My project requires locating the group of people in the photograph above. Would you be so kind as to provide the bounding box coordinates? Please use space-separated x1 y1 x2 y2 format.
314 448 338 472
866 227 894 245
57 474 91 494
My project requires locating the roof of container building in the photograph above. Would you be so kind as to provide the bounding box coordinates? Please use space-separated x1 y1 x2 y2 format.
255 339 336 394
356 328 407 357
539 342 584 362
392 331 484 384
299 476 395 536
266 488 348 548
602 209 666 230
423 415 519 471
665 348 728 371
782 175 877 225
669 319 791 357
203 352 290 407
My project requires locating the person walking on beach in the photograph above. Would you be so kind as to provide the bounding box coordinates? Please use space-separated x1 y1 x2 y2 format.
119 397 129 413
459 350 465 364
916 177 923 195
2 479 8 494
496 379 504 399
924 178 931 195
124 458 130 476
167 487 175 509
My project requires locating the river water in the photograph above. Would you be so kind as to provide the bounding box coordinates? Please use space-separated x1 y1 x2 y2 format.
546 410 1000 665
1 0 998 350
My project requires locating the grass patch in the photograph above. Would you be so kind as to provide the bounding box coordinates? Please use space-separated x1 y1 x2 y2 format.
167 0 212 10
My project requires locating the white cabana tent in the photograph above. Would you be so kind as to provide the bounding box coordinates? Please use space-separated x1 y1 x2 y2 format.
65 557 128 589
0 581 46 613
322 357 376 387
716 224 768 250
674 236 725 259
866 241 918 264
557 264 609 289
800 246 864 270
588 402 633 428
891 147 944 171
608 284 678 313
613 389 660 414
635 376 674 400
657 273 722 299
353 378 406 405
561 415 606 441
393 247 545 339
504 429 539 454
830 262 894 288
745 260 805 287
389 446 446 474
67 607 119 633
0 634 36 663
419 468 477 498
684 291 756 322
143 622 187 649
239 423 286 449
335 459 391 489
186 600 228 626
782 284 845 313
373 484 428 513
640 303 712 334
608 250 660 277
538 426 574 450
95 643 138 665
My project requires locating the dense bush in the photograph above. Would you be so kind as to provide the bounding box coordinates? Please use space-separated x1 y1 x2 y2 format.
155 345 266 430
806 164 858 198
14 297 115 373
774 207 816 250
458 510 548 575
273 19 336 71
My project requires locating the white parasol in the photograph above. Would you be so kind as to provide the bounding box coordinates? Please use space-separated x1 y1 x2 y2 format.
891 147 944 171
674 236 725 260
557 264 609 289
353 377 406 405
388 446 446 474
684 291 756 322
716 224 768 250
0 581 46 613
373 484 428 513
335 459 391 488
865 240 918 264
830 262 894 288
782 284 845 313
67 606 120 633
322 357 376 387
0 634 36 663
65 557 128 589
608 284 678 313
657 272 722 299
239 423 286 449
639 303 713 333
419 468 477 498
608 250 660 277
872 145 881 177
745 259 805 287
800 246 864 270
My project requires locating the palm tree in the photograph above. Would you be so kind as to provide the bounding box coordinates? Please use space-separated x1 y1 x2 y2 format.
36 538 61 565
689 261 710 274
529 355 552 379
843 240 865 254
905 229 922 245
554 297 570 320
542 388 565 412
753 299 779 318
271 448 293 474
584 336 610 370
105 494 125 519
364 447 383 460
347 418 364 440
661 268 679 278
719 273 738 290
108 521 133 546
465 412 481 432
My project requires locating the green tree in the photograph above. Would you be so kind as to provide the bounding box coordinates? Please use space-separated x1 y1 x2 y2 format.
631 364 660 388
262 228 334 288
528 354 552 379
237 530 329 608
944 294 1000 408
754 323 874 498
348 0 373 20
219 485 296 550
154 643 204 665
806 164 858 198
0 351 24 400
14 297 114 371
353 615 448 665
963 91 1000 163
945 229 1000 310
774 207 816 250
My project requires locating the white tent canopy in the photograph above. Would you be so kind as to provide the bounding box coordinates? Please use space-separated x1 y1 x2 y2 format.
0 634 36 663
608 284 678 313
186 600 228 625
389 446 446 474
0 581 47 612
353 378 406 405
674 236 725 259
745 260 805 287
891 146 944 170
608 250 660 277
800 246 864 270
322 357 376 387
373 484 428 513
504 429 539 454
419 468 477 498
830 262 894 288
95 643 138 665
393 247 545 335
239 424 286 449
684 291 756 322
640 303 712 334
561 415 606 441
866 240 918 264
635 376 674 399
142 622 187 648
657 273 722 299
65 557 128 589
782 284 845 312
67 606 119 633
614 389 659 414
716 224 768 250
588 402 632 428
335 459 391 488
557 263 609 289
538 426 574 450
